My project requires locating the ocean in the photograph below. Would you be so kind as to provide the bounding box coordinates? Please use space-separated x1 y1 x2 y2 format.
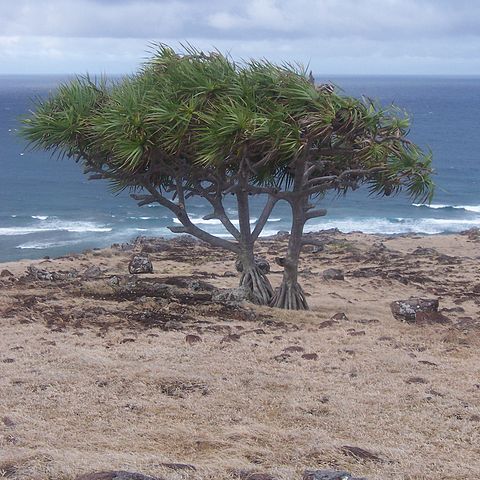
1 75 479 262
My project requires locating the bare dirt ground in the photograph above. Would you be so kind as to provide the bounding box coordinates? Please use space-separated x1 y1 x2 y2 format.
1 230 479 480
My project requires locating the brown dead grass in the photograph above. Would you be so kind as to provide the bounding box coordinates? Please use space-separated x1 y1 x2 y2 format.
1 232 480 480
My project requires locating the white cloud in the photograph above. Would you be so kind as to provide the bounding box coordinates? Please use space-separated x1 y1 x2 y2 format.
0 0 479 74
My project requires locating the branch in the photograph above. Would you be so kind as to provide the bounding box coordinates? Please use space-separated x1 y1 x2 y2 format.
251 195 278 242
305 208 327 220
130 193 156 207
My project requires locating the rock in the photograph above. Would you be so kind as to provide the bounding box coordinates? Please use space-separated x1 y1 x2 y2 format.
26 265 78 281
83 265 102 279
406 376 428 384
302 353 318 360
283 345 305 353
390 297 439 323
221 333 241 343
318 320 338 328
128 254 153 274
185 334 202 345
235 257 270 274
303 470 359 480
274 257 285 267
212 286 252 304
331 312 349 321
340 445 383 462
411 246 438 256
322 268 344 280
0 269 13 277
157 463 196 471
76 472 164 480
2 416 15 427
232 469 278 480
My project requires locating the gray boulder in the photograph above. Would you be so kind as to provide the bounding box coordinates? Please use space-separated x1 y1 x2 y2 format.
322 268 344 280
128 254 153 274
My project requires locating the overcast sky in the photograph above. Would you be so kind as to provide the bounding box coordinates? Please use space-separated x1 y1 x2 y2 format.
0 0 479 75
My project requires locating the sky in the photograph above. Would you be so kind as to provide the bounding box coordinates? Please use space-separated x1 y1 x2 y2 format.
0 0 479 75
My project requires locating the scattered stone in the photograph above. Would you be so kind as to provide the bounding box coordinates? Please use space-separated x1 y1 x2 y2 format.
340 445 383 463
2 416 15 427
302 353 318 360
390 298 441 323
273 353 291 362
0 269 13 277
274 257 285 267
120 338 135 344
2 358 15 363
303 470 365 480
231 470 277 480
318 320 338 328
331 312 349 321
221 334 241 343
283 345 305 353
76 472 164 480
223 271 236 277
322 268 344 280
185 334 202 345
212 286 252 304
347 330 366 336
418 360 438 367
232 469 278 480
83 265 102 279
157 463 196 471
411 246 438 256
26 265 78 281
128 254 153 274
406 376 428 384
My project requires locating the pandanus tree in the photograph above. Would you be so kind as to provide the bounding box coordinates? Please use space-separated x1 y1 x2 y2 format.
21 44 434 310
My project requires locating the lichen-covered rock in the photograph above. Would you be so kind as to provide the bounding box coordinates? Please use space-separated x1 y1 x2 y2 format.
212 286 252 303
26 265 78 281
128 254 153 274
83 265 102 279
390 297 440 323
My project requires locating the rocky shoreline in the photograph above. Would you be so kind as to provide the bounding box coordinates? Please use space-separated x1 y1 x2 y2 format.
1 229 480 479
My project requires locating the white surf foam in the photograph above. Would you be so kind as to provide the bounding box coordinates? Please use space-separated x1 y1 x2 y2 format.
413 203 480 213
0 220 112 236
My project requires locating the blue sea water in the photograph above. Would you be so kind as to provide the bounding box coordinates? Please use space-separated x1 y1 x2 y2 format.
0 74 479 262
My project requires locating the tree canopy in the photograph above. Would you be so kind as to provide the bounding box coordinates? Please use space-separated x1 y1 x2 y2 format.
21 44 434 309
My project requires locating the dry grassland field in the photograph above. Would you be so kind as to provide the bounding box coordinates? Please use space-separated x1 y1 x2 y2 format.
1 230 480 480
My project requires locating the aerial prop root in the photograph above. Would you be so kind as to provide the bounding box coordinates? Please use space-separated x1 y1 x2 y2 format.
240 267 273 305
270 281 309 310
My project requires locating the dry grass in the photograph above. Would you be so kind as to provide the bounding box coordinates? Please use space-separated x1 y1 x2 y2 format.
1 232 480 479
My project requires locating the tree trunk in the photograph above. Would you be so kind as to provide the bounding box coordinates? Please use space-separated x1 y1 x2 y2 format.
270 201 309 310
235 175 273 305
238 251 274 305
